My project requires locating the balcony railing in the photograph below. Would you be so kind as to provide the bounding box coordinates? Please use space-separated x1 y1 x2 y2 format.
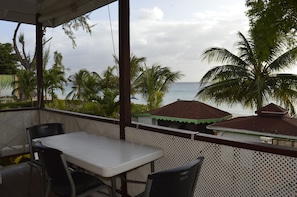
1 108 297 196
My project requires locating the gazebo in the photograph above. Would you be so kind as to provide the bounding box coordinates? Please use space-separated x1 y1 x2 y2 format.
135 100 232 134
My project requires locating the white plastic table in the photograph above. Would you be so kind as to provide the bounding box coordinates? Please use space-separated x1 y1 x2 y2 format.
35 131 164 196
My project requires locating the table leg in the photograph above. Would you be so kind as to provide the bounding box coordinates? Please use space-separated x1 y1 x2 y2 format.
151 161 155 172
120 173 128 197
111 177 117 197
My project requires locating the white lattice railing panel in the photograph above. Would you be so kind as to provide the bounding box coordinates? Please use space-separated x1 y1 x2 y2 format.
0 109 39 156
40 110 120 139
126 126 297 197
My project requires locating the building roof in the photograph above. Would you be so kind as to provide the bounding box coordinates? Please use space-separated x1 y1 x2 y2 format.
0 0 116 27
148 100 232 124
208 103 297 138
255 103 289 117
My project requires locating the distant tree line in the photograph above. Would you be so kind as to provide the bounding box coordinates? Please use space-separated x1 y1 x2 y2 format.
0 42 182 117
0 15 182 117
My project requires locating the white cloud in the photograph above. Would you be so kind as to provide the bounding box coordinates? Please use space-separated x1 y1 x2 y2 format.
48 5 249 82
129 6 249 82
0 1 251 82
46 20 118 77
138 7 164 21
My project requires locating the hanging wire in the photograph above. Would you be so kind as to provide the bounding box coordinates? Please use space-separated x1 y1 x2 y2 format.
107 4 116 56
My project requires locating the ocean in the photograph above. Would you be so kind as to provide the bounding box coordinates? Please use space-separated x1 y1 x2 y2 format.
56 82 255 116
132 82 255 116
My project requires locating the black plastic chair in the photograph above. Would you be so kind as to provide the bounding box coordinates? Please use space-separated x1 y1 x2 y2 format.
26 123 65 196
139 157 204 197
35 142 112 197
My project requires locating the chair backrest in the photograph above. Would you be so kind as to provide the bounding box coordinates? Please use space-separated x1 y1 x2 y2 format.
27 123 64 161
144 157 204 197
34 142 75 196
27 123 64 140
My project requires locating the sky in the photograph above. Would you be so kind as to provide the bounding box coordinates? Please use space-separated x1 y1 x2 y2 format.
0 0 250 82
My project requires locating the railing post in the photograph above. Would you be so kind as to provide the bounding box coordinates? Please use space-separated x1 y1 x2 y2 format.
119 0 130 196
119 0 131 141
36 14 44 108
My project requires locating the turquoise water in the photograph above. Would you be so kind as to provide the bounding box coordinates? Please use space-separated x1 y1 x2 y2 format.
56 82 255 116
132 82 254 116
132 82 199 105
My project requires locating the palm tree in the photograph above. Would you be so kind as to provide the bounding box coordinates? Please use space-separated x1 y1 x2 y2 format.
44 69 67 100
80 71 101 101
113 54 146 95
44 51 67 101
92 66 120 117
98 65 119 91
66 69 89 100
130 55 146 95
95 55 146 116
135 64 183 110
12 69 36 102
197 31 297 115
98 88 119 118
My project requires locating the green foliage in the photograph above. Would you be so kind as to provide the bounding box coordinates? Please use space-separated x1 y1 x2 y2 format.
67 69 90 100
64 100 84 112
131 103 149 114
44 51 67 101
198 31 297 115
98 65 119 90
246 0 297 60
79 102 102 116
4 53 180 118
61 14 93 48
65 54 183 116
134 64 183 110
45 99 67 110
0 43 19 74
0 100 37 109
97 89 119 118
0 75 15 90
12 69 36 102
80 72 102 101
45 99 148 119
113 54 146 95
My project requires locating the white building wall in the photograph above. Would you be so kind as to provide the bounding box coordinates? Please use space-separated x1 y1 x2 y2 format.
216 131 261 142
135 116 153 125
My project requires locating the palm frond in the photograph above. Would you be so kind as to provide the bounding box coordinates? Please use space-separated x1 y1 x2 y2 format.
267 47 297 72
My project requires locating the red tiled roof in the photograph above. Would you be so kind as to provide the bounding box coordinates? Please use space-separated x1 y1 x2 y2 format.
149 100 231 122
255 103 289 117
209 103 297 136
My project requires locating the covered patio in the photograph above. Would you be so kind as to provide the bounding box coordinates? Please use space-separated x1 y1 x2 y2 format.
1 108 297 196
1 1 297 197
0 0 131 140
